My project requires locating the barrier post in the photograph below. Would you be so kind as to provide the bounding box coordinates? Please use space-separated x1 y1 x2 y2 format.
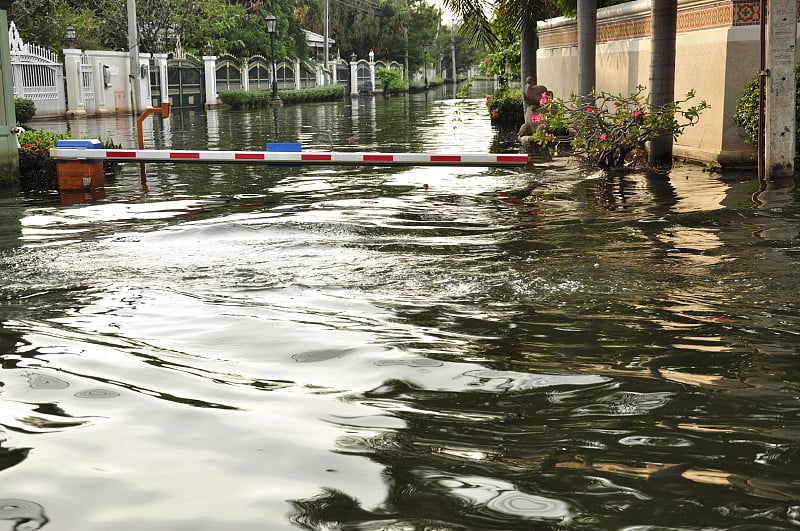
136 101 171 190
54 139 105 204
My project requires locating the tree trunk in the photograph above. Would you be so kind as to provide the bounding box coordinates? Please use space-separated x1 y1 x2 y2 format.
649 0 677 168
520 22 538 85
577 0 596 97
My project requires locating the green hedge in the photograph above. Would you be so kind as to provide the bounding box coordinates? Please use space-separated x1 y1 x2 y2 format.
18 129 121 190
14 98 36 124
486 85 524 131
218 85 345 108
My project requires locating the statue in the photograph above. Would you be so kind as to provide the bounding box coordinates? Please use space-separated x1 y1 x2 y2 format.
517 77 550 139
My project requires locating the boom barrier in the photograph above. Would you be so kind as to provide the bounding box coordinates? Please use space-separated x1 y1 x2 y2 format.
50 146 530 167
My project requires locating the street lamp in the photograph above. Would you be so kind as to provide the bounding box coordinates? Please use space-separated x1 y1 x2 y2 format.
65 25 76 49
422 45 428 89
266 13 282 106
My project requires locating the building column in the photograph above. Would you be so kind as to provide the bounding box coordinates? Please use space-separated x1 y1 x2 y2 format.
294 58 301 90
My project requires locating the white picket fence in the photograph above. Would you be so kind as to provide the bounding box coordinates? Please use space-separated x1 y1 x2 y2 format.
9 21 66 117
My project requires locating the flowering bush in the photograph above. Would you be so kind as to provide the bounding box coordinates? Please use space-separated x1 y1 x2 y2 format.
531 86 708 169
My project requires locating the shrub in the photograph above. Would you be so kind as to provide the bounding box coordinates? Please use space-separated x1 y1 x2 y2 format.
375 68 407 95
532 86 708 169
18 129 121 189
14 98 36 124
732 66 800 154
218 85 345 108
485 85 524 131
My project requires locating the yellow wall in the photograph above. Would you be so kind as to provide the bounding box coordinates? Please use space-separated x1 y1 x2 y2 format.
537 0 775 165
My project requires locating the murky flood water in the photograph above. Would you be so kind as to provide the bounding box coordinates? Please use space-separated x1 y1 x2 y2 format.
2 83 800 530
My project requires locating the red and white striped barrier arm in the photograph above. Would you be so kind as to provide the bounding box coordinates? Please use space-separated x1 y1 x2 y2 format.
49 148 530 167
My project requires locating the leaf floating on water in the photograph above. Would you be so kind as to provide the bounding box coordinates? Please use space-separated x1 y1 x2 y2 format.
18 416 87 429
292 348 354 363
374 358 444 367
74 389 120 399
25 373 69 389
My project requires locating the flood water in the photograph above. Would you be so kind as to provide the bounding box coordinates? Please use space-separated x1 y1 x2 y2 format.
2 82 800 530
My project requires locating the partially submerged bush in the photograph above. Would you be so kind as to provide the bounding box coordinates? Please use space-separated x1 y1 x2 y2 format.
732 66 800 154
18 129 121 189
532 86 708 169
14 98 36 125
219 85 345 108
375 67 407 95
485 85 523 131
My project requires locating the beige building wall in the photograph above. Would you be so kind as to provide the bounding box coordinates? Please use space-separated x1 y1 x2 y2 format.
537 0 778 165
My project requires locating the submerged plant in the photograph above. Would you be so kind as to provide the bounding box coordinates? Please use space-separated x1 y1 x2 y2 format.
531 86 708 169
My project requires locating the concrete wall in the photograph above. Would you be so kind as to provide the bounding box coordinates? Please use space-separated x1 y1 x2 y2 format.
64 50 151 116
537 0 775 165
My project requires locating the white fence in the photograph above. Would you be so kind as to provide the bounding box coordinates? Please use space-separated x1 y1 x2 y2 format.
9 21 66 117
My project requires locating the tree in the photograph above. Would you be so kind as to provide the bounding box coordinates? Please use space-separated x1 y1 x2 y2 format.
443 0 555 85
577 0 596 96
648 0 677 167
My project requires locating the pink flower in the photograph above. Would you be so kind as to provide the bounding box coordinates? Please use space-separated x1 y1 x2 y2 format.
530 113 542 124
539 93 550 105
585 107 593 113
598 133 607 141
630 110 642 118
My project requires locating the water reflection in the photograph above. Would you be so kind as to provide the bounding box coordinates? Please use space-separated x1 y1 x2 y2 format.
3 86 800 529
0 499 48 530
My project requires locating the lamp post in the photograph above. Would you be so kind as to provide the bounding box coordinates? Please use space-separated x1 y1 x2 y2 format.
266 13 282 106
423 45 429 89
66 25 76 49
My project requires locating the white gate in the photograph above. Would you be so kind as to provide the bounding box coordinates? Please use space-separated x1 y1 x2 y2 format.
80 54 96 114
8 21 66 117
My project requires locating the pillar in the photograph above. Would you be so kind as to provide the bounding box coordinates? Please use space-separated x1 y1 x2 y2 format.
368 50 375 93
350 57 358 97
64 48 85 115
203 53 218 107
294 58 301 90
241 58 249 92
765 0 796 178
0 4 19 188
153 53 168 104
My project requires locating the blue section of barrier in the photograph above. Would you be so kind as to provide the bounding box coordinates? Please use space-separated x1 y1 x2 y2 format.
55 139 103 149
266 142 302 152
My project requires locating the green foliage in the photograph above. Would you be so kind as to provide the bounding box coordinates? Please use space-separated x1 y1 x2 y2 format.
17 129 68 189
14 98 36 125
218 85 345 108
375 68 408 95
533 86 708 169
485 85 524 130
732 66 800 154
732 76 760 147
17 129 121 189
